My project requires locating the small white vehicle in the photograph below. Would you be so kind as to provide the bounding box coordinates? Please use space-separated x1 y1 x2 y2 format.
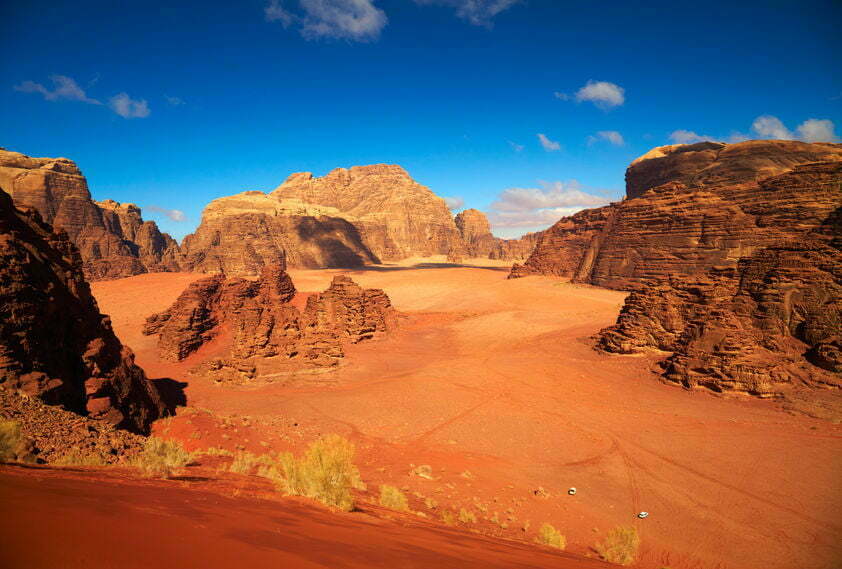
637 511 649 519
568 487 577 495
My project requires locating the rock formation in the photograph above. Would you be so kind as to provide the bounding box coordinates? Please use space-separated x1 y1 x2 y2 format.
144 260 396 381
0 149 183 280
455 209 498 258
509 140 842 408
625 139 842 199
272 165 462 262
511 140 842 289
0 187 164 433
180 191 378 274
452 208 540 262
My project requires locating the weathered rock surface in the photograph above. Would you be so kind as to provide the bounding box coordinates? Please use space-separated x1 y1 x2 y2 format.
625 139 842 199
144 260 396 381
511 141 842 289
452 208 540 262
181 191 378 274
0 187 164 433
272 165 462 262
0 387 146 464
0 149 183 280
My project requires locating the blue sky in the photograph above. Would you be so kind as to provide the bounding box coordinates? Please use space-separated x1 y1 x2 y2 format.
2 0 840 239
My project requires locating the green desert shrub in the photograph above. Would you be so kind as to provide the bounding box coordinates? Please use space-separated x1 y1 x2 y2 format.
379 485 409 511
278 434 362 511
133 437 192 479
0 419 24 461
595 526 641 565
536 522 566 549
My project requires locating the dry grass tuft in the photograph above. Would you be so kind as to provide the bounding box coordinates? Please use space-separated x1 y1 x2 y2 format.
52 448 108 467
595 526 640 565
379 485 409 511
0 419 24 461
441 510 456 526
133 437 192 479
536 522 566 549
278 434 362 511
458 508 477 524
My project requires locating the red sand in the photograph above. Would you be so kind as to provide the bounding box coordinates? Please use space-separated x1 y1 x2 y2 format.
45 264 842 568
0 465 608 569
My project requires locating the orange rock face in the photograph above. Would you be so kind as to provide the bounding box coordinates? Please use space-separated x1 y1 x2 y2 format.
0 149 183 280
512 140 842 289
0 187 164 433
510 140 842 407
453 208 540 262
143 261 396 381
271 165 462 261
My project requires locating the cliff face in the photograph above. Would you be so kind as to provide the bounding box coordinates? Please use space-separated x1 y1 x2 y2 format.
453 208 540 262
626 140 842 199
181 191 378 274
511 140 842 289
143 261 396 382
0 149 183 280
509 140 842 408
272 165 462 262
0 187 164 433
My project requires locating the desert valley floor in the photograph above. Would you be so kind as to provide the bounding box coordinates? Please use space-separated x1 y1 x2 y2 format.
3 259 841 569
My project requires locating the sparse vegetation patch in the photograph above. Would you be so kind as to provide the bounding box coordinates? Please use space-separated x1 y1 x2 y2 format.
133 437 192 479
379 485 409 511
536 522 566 549
278 434 362 511
595 526 640 565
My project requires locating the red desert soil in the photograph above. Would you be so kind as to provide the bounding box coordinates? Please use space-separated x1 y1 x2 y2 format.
44 261 842 568
0 465 609 569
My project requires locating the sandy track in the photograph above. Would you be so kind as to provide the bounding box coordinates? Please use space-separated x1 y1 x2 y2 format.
88 262 842 569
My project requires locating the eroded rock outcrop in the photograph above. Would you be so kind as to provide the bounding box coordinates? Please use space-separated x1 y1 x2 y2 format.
144 260 396 381
0 149 183 280
511 141 842 289
272 165 462 262
0 187 164 433
452 208 540 262
180 191 378 274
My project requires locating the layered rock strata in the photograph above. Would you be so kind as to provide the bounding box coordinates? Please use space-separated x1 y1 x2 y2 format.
511 140 842 289
143 261 396 381
0 149 183 280
0 187 164 433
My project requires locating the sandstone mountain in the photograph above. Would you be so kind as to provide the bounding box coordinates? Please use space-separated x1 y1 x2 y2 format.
0 149 183 280
453 208 540 262
180 191 378 274
143 260 396 382
0 187 165 433
509 139 842 409
272 165 462 261
511 140 842 289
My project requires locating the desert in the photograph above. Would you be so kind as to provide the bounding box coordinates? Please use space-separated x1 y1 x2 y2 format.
2 2 841 569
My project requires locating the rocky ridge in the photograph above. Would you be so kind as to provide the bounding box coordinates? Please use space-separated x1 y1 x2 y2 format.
0 187 165 433
0 149 183 280
143 260 396 382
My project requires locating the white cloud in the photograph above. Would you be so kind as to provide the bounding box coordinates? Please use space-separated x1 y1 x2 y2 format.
443 196 465 210
14 75 101 105
669 116 840 146
795 118 840 143
553 91 569 101
414 0 519 26
109 93 151 119
751 115 794 140
165 95 185 106
508 140 524 152
575 80 625 109
147 205 187 222
587 130 625 146
537 133 560 151
486 180 611 229
265 0 387 41
668 129 718 144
